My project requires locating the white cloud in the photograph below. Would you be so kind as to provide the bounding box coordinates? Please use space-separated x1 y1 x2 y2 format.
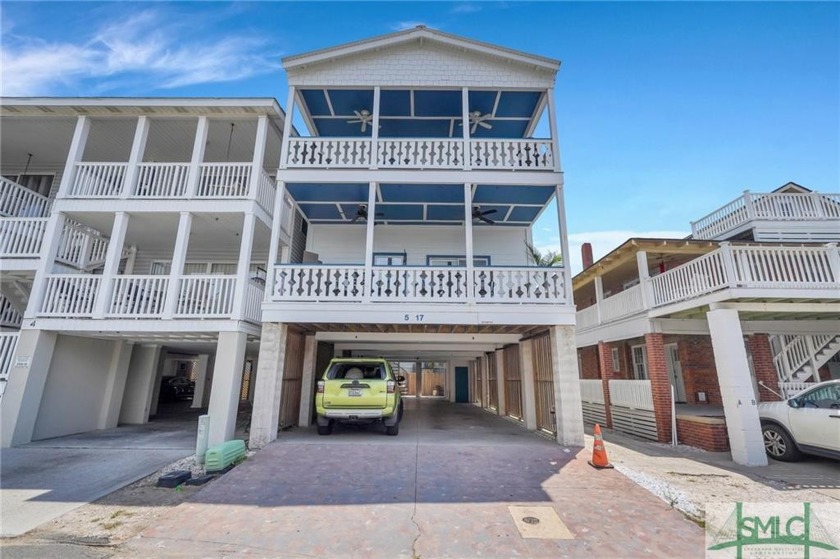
450 3 483 14
566 230 689 275
390 21 431 31
1 9 279 96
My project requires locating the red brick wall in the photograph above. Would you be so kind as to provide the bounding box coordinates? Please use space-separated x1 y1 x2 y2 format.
676 418 730 452
745 334 781 402
676 336 722 406
578 346 600 380
645 333 673 443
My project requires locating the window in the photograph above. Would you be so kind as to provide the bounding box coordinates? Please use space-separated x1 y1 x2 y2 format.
631 345 648 380
150 261 265 275
799 384 840 409
426 255 490 267
611 347 620 373
326 362 386 380
373 253 405 266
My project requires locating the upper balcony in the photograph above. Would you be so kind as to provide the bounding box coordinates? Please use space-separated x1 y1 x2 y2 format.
690 189 840 242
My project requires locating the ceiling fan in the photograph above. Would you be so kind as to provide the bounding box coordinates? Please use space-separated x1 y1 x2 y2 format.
459 111 494 134
472 206 497 224
347 109 373 133
350 204 384 223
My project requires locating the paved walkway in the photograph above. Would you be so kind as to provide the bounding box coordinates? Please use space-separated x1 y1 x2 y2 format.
0 411 196 538
127 400 704 558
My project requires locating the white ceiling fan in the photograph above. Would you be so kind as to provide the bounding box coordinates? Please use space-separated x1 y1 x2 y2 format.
459 110 494 133
347 109 373 133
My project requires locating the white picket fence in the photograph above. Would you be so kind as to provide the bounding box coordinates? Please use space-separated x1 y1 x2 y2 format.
579 379 607 426
608 379 658 440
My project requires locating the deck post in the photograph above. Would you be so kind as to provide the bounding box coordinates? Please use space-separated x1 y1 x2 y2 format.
233 212 257 318
371 86 381 170
278 86 296 169
461 87 472 170
549 325 584 446
249 322 289 449
362 182 376 302
57 115 90 199
249 115 268 201
163 212 192 318
298 335 318 427
93 211 130 318
186 116 208 198
25 212 67 319
519 338 537 430
464 183 475 302
495 349 506 416
121 116 149 199
207 331 247 446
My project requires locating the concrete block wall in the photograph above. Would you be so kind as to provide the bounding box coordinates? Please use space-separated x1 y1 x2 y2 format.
287 41 555 88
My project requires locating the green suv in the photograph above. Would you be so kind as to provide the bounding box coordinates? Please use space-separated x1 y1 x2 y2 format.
315 358 404 436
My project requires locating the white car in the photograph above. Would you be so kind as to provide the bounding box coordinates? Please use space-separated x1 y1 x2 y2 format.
758 380 840 461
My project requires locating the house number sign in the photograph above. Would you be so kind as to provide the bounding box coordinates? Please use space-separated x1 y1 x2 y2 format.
403 314 425 322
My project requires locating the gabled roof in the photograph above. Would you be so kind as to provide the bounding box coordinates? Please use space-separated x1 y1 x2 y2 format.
772 181 811 194
282 26 560 73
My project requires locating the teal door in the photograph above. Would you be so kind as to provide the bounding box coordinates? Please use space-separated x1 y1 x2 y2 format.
455 367 469 403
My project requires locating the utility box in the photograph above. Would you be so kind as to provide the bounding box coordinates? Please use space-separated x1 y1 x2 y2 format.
195 415 209 465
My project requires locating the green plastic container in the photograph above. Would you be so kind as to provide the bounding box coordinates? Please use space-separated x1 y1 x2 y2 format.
204 439 246 472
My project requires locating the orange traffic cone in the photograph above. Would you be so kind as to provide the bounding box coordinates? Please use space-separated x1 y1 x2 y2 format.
588 423 614 469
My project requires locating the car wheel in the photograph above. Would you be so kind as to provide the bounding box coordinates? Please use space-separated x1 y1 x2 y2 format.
762 424 801 461
317 422 333 436
385 423 399 436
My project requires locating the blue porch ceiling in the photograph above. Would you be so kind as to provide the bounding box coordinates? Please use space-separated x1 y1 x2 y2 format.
298 88 544 139
285 183 555 225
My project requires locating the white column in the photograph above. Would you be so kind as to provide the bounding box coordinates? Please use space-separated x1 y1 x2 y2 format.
232 212 257 318
519 338 537 430
371 86 381 169
148 351 166 417
707 308 768 466
594 276 604 324
554 184 573 304
249 322 288 449
0 329 57 447
549 325 584 446
57 115 90 198
98 340 134 429
93 211 130 318
250 115 268 200
191 354 210 409
464 183 475 302
278 86 296 169
24 212 67 319
120 344 162 424
298 335 318 427
495 349 506 416
121 116 150 199
362 182 376 302
636 250 652 309
186 116 208 198
207 331 247 447
546 88 562 171
461 87 472 170
482 355 491 408
265 181 287 299
163 212 192 318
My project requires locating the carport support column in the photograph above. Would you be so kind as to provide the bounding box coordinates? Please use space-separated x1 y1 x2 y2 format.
645 333 673 443
98 340 134 429
0 329 57 447
495 349 506 416
207 331 247 447
120 344 162 424
519 338 537 430
249 323 289 449
549 325 584 446
707 309 768 466
596 341 614 428
191 354 210 408
298 335 318 427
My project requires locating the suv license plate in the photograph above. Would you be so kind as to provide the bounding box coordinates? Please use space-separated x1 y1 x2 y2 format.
348 388 363 397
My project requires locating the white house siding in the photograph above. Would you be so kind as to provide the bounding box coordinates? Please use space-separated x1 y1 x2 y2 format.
286 42 554 88
306 224 530 266
31 334 120 440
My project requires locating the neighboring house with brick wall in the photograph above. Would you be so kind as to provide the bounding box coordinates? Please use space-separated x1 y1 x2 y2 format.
573 182 840 466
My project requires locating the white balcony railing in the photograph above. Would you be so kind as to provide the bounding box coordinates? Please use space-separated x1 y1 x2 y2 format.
608 379 654 411
244 281 265 324
107 276 169 317
575 304 599 330
0 297 22 329
284 137 556 171
272 264 567 304
0 218 48 257
197 163 251 199
691 191 840 239
0 177 51 217
599 283 645 322
133 163 190 198
650 244 840 307
55 220 113 269
175 275 237 317
0 332 20 396
40 275 101 317
69 163 127 198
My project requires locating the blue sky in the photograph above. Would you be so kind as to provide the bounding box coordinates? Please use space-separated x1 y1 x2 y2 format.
2 1 838 271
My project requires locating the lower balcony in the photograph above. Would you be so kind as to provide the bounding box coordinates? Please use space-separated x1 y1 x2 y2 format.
271 264 567 304
37 274 264 324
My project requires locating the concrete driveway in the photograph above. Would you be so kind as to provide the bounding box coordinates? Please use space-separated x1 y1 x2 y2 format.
0 415 195 538
127 399 704 558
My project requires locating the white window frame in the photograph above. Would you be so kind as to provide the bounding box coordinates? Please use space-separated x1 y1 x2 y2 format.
611 347 620 373
150 260 266 275
631 344 648 380
427 255 490 267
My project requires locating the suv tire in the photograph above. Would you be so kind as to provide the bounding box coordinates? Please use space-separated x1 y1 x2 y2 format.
385 423 399 436
762 423 801 462
317 422 333 436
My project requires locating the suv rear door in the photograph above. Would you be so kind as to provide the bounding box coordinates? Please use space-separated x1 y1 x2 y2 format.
322 361 390 409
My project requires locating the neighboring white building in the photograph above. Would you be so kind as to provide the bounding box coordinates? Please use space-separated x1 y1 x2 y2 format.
573 183 840 466
1 27 584 450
